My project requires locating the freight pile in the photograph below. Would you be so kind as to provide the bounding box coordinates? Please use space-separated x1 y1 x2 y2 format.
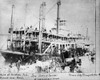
0 53 95 73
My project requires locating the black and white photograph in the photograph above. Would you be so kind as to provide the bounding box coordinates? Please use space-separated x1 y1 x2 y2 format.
0 0 100 80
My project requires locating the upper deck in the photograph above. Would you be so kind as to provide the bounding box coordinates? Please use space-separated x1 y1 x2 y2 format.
8 27 86 43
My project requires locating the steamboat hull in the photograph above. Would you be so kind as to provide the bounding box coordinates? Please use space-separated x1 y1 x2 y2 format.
0 50 36 63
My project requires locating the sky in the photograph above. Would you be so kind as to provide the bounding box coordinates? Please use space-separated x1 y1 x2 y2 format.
0 0 96 48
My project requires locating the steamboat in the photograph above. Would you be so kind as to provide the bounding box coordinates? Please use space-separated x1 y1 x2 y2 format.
0 0 94 65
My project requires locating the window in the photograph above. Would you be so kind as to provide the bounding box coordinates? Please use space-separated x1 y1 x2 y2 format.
72 44 74 48
63 44 65 48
